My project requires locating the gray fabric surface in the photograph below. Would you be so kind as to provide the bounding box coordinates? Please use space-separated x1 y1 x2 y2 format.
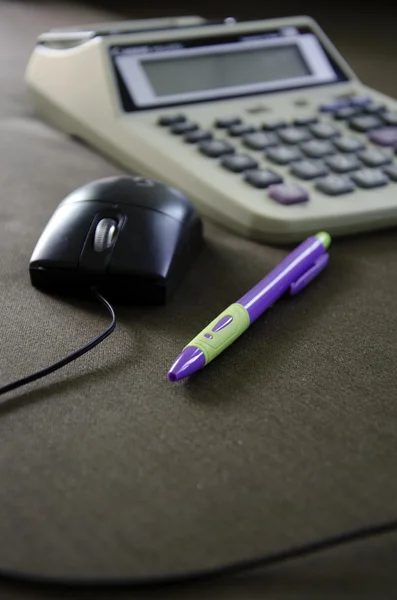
1 2 397 598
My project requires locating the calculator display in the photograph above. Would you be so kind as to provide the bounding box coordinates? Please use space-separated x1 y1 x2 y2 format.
111 25 349 111
141 44 310 97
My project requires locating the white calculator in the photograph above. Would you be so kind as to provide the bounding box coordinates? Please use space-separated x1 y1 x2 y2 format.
26 16 397 242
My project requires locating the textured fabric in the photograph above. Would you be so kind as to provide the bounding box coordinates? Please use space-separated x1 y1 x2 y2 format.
0 2 397 598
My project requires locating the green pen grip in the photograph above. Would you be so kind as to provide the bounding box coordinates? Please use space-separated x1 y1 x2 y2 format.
185 303 250 365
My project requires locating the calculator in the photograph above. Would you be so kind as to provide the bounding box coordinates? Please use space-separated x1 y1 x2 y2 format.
26 16 397 242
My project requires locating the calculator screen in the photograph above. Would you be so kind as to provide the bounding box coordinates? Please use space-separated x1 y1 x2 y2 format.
111 25 349 111
142 44 311 96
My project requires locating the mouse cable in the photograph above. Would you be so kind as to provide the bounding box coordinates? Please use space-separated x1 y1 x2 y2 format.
0 518 395 589
0 288 116 397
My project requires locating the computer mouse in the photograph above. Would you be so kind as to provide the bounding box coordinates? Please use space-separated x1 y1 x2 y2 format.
29 176 203 304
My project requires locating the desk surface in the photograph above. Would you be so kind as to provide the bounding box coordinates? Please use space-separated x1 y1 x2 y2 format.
0 2 396 598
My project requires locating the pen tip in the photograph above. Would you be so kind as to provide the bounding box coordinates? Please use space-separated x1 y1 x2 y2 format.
316 231 331 250
167 346 206 382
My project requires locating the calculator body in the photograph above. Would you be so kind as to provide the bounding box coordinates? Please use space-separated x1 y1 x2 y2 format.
26 16 397 242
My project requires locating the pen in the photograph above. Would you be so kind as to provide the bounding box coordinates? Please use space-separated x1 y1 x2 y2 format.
168 232 331 382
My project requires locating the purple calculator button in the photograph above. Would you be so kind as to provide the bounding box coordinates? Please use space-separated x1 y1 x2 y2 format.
320 99 350 113
203 333 213 339
212 315 233 332
349 96 372 108
268 183 309 205
368 127 397 147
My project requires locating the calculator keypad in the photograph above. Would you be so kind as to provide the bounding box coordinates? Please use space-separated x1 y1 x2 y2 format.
158 94 397 206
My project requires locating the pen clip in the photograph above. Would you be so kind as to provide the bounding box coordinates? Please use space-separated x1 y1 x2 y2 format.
289 253 330 296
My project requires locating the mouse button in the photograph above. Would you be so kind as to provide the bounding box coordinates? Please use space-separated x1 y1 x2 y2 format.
60 177 129 206
108 208 182 280
29 203 96 270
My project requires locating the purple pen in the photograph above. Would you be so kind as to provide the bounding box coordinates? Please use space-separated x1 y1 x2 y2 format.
168 232 331 382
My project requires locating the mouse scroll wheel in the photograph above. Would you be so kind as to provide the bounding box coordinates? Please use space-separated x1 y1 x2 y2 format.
93 218 118 252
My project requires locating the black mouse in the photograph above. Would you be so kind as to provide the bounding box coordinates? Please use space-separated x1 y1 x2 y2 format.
29 176 203 304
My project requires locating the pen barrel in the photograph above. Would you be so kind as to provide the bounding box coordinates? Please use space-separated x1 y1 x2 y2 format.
238 236 326 323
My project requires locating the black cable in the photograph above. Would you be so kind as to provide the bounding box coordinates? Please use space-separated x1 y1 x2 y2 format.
0 288 116 397
0 290 396 588
0 519 395 589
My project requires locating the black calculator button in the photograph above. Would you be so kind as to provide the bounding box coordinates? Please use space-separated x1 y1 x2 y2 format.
278 127 311 144
358 148 392 167
349 115 383 132
334 106 362 120
325 154 361 173
262 119 287 131
266 145 302 165
351 168 388 188
215 116 241 128
383 164 397 181
221 154 258 173
293 116 318 126
316 175 355 195
158 114 186 126
290 160 328 180
364 103 386 114
382 111 397 126
228 123 256 137
245 169 283 188
199 140 235 158
243 132 278 150
333 136 365 153
309 123 340 139
171 121 198 135
301 140 335 158
185 129 213 143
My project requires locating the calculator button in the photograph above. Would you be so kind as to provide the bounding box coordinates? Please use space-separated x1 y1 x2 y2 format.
221 154 258 173
278 127 311 144
228 123 256 137
309 123 340 139
262 119 287 131
349 115 383 132
382 111 397 126
333 136 365 153
158 114 186 126
334 106 362 120
325 154 361 173
290 160 328 180
243 132 278 150
316 175 355 195
244 169 283 188
268 183 309 205
364 103 386 114
171 121 198 135
185 129 213 143
368 127 397 147
319 99 350 113
301 140 335 158
199 140 235 158
383 164 397 181
293 116 318 126
358 148 392 167
351 168 388 188
349 96 372 108
215 116 241 128
266 145 302 164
